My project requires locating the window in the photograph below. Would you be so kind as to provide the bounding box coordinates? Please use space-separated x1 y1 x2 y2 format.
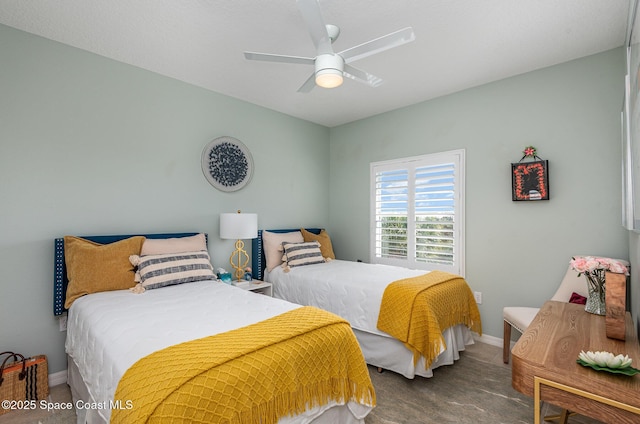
370 149 465 276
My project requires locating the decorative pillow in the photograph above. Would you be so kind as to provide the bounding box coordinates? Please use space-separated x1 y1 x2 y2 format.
140 233 207 255
281 241 326 270
301 228 336 259
262 230 303 272
569 292 587 305
130 250 215 290
64 236 145 308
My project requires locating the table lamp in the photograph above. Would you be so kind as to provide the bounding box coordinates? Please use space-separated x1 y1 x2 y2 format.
219 210 258 281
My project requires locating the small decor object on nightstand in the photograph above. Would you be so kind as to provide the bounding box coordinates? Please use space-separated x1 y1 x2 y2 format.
511 146 549 201
201 136 254 192
244 267 253 281
216 268 233 284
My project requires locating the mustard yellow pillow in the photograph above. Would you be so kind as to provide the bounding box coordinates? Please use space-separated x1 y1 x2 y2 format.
300 228 335 259
64 236 145 308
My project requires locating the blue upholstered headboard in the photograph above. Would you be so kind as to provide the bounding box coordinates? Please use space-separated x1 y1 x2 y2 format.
53 232 205 316
250 228 322 281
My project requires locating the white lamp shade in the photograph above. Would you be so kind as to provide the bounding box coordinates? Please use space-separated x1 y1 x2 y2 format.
220 213 258 240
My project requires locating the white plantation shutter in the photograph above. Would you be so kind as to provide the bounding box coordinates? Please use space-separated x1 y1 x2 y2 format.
370 150 465 276
374 168 409 260
415 163 455 266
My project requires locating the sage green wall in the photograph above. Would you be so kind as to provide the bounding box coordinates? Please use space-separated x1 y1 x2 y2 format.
0 21 632 376
328 48 630 341
0 24 329 374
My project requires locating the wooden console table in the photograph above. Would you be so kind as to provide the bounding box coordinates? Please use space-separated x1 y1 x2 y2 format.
511 301 640 424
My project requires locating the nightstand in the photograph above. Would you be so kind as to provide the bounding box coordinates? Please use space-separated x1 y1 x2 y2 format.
233 280 273 297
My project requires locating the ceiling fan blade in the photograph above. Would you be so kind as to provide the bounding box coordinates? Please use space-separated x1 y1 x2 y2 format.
297 73 317 93
344 64 383 88
339 27 415 64
296 0 333 55
244 51 315 65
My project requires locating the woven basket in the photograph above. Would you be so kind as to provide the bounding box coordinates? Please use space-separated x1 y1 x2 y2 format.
0 352 49 415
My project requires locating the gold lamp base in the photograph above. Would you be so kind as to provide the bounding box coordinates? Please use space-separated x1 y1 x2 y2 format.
229 239 250 281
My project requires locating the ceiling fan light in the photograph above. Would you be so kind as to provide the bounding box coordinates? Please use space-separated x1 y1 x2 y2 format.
316 69 343 88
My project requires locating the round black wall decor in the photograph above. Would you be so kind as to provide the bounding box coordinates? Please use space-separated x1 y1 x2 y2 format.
201 136 254 192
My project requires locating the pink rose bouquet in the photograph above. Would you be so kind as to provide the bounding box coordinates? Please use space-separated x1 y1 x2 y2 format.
570 256 628 315
570 256 628 278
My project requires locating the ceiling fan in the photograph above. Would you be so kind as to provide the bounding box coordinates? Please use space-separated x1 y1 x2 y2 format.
243 0 415 92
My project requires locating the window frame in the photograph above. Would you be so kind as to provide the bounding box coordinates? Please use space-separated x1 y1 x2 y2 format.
369 149 465 276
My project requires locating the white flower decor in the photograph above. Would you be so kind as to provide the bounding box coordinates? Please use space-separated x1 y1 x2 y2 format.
578 350 633 369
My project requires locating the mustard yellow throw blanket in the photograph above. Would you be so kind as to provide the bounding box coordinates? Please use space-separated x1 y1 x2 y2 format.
111 306 375 424
377 270 482 369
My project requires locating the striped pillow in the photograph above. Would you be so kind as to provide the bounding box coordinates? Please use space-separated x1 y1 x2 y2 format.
281 241 326 269
132 250 215 290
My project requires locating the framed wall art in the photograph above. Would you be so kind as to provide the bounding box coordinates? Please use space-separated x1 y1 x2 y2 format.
201 136 254 192
511 146 549 201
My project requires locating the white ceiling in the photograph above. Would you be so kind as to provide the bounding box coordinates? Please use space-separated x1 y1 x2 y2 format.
0 0 632 127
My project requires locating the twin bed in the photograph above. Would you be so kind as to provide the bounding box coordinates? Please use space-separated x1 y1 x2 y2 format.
54 228 481 423
54 233 374 424
251 228 482 379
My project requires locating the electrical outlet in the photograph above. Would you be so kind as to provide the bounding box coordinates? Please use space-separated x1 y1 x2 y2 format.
59 314 67 332
474 291 482 305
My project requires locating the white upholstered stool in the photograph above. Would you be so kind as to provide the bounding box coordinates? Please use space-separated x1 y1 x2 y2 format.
502 306 539 362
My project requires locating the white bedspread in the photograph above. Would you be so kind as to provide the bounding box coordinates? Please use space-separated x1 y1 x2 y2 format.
265 260 427 337
266 260 478 380
65 280 371 423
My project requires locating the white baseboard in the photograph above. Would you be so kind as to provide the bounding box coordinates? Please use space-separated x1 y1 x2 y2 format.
473 333 504 348
49 370 67 387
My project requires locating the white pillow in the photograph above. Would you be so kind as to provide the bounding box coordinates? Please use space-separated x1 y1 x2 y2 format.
141 233 207 255
262 230 303 272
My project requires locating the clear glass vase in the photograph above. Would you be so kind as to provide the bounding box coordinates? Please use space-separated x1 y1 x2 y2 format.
585 284 606 315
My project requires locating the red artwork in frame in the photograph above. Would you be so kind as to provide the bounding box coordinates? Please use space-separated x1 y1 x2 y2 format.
511 160 549 201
